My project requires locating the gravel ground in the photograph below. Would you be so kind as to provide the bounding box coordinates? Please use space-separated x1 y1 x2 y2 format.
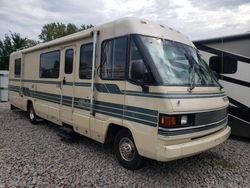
0 102 250 188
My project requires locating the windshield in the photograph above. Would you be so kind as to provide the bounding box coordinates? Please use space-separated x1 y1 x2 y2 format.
139 35 217 86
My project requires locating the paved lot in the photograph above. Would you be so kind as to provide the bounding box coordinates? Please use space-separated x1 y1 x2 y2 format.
0 102 250 187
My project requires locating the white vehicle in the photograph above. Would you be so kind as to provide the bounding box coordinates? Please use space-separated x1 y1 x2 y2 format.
194 33 250 139
9 18 230 169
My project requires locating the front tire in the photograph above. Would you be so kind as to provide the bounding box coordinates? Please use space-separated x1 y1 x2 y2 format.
28 103 37 124
114 129 144 170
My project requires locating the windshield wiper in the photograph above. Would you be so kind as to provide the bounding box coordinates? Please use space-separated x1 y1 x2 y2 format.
210 70 224 90
199 58 224 90
188 62 196 92
186 54 223 91
185 54 199 92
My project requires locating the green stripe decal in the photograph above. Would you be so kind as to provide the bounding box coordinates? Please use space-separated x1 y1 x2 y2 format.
9 79 225 99
9 85 158 127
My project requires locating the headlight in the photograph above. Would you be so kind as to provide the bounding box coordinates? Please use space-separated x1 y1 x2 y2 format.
181 115 188 125
159 114 194 128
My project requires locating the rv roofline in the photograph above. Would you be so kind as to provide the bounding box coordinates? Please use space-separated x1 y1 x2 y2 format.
21 30 94 54
11 17 194 56
193 33 250 45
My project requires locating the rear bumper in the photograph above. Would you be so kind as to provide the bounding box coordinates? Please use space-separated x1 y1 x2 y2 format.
156 126 231 161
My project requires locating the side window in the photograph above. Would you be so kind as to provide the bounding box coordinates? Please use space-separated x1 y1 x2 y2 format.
40 50 60 78
129 38 153 83
14 58 21 77
101 37 127 79
79 43 93 79
65 49 74 74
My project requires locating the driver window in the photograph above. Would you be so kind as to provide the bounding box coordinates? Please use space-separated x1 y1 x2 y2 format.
129 39 153 83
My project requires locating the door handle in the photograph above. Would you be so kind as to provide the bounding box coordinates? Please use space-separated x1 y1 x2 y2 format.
63 77 66 85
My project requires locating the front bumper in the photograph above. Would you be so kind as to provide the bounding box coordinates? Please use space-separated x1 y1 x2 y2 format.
156 126 231 161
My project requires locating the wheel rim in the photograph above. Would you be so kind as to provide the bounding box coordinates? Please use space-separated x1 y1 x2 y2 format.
29 107 34 120
119 137 135 162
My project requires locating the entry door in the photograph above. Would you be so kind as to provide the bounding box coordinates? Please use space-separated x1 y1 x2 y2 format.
60 46 76 124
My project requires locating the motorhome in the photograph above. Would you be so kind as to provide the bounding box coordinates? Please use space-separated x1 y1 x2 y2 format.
9 18 230 169
194 34 250 139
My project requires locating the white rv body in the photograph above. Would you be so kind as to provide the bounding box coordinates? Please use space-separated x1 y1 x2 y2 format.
9 18 230 169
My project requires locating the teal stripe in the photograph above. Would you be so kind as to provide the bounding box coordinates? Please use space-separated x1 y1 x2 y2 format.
96 100 158 117
8 80 225 99
35 94 61 103
35 92 61 100
9 88 19 92
105 84 123 94
75 82 91 87
9 85 157 127
74 103 90 111
10 79 91 87
9 79 60 84
124 105 158 116
123 90 225 99
93 101 157 126
35 95 60 104
0 87 8 90
124 116 157 127
124 111 158 123
94 100 123 111
64 82 90 86
74 98 91 108
95 104 123 115
95 84 109 93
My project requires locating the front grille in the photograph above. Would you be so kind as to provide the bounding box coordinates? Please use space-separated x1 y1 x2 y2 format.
195 108 227 125
158 108 228 136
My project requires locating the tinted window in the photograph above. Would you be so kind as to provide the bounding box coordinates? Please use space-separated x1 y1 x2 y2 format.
65 49 74 74
14 58 21 77
40 51 60 78
79 43 93 79
101 37 127 79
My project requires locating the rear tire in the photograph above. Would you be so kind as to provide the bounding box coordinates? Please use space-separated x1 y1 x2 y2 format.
28 103 37 124
114 129 144 170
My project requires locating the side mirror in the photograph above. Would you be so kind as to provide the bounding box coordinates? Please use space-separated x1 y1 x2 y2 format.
209 56 238 74
130 60 149 92
131 60 145 81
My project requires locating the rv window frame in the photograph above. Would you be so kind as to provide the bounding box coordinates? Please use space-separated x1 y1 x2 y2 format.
79 42 94 80
14 58 21 78
100 35 129 81
64 48 74 74
130 34 219 87
126 35 157 86
39 50 61 79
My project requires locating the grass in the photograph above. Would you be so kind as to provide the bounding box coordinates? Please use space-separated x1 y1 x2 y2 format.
216 159 236 169
0 144 5 150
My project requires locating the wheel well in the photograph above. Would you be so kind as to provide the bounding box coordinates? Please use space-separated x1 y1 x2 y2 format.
104 124 131 144
27 100 32 111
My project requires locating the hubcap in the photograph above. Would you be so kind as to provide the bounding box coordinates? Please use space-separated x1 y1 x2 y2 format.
119 137 135 162
29 108 34 120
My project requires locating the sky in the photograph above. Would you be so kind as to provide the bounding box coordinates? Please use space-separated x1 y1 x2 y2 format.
0 0 250 41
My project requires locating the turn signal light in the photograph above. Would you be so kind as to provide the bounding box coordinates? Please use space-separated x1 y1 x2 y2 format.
159 115 176 127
